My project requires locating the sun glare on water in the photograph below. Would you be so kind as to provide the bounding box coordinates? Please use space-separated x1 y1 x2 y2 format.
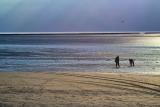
145 37 160 46
134 34 160 46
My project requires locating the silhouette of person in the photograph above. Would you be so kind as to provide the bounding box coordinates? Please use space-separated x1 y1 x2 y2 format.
129 59 134 67
115 56 120 68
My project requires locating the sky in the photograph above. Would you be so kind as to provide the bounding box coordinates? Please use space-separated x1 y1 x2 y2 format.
0 0 160 32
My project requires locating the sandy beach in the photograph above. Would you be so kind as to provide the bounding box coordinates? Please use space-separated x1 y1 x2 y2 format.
0 72 160 107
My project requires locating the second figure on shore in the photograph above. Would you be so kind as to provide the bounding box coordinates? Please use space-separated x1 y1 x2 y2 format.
129 59 135 67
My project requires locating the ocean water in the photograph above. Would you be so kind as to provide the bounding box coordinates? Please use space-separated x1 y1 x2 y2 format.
0 34 160 73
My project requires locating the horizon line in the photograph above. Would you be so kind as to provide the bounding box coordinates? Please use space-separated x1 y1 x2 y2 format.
0 31 160 36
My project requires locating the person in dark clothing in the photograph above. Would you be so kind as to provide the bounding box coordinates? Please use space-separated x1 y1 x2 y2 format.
115 56 120 68
129 59 135 67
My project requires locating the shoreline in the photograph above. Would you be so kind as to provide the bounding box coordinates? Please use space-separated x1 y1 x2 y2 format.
1 71 160 75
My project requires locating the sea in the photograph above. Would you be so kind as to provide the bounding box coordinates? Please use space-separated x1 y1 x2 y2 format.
0 34 160 73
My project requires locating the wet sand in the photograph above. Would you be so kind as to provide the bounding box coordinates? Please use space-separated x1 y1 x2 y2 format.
0 72 160 107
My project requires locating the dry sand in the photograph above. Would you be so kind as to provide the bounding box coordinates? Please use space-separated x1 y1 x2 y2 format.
0 72 160 107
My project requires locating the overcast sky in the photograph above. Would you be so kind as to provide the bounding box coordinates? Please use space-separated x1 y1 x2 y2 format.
0 0 160 32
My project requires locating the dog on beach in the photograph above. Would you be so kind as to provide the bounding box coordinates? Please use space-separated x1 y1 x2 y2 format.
129 59 135 67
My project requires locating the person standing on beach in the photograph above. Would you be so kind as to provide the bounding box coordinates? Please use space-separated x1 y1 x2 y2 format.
115 56 120 68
